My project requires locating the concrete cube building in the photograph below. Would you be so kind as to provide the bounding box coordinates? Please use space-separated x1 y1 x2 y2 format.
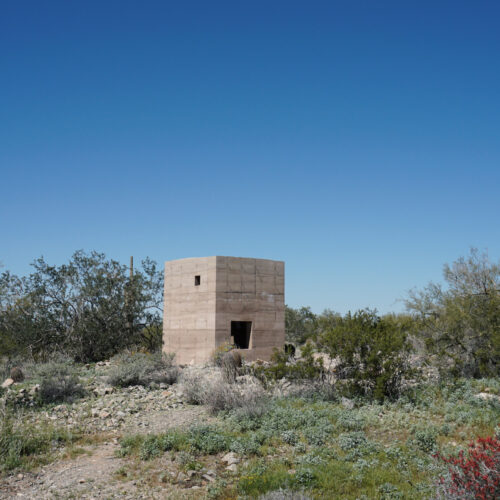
162 256 285 365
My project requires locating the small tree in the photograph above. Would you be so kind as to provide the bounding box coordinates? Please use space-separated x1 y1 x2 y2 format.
0 251 163 362
406 249 500 377
320 309 412 401
285 306 318 344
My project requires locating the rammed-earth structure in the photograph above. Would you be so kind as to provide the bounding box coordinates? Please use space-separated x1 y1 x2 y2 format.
162 256 285 365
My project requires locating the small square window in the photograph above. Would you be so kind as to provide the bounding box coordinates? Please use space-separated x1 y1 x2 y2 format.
194 275 201 286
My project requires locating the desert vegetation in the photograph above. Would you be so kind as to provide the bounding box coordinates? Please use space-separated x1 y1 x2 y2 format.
0 248 499 498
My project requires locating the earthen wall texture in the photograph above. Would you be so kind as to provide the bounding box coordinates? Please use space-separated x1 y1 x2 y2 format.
163 256 284 365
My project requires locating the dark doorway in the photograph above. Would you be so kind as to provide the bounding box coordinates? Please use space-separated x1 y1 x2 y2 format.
231 321 252 349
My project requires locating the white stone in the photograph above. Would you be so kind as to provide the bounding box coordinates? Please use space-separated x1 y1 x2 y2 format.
221 452 240 465
1 378 14 388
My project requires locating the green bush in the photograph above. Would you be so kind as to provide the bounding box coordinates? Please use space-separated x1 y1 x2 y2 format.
140 433 179 460
258 492 312 500
0 409 77 471
119 430 187 459
36 362 85 405
230 435 262 456
187 425 230 454
252 343 324 384
411 428 438 453
303 419 334 446
285 306 318 344
237 461 291 497
320 309 413 401
107 351 178 388
281 430 299 446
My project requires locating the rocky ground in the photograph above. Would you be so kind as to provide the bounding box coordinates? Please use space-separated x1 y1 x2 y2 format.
1 358 498 499
0 363 228 499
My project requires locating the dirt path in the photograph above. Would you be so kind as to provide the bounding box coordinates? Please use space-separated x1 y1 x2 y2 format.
0 406 216 499
0 442 130 499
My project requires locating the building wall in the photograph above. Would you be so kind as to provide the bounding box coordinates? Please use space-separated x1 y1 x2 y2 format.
163 256 285 364
215 256 285 362
162 256 217 365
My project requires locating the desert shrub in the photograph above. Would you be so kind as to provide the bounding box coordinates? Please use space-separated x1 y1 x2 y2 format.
139 432 183 460
187 425 230 454
282 378 337 402
0 409 77 471
35 362 85 404
212 342 235 367
231 391 271 421
200 377 270 415
207 478 230 499
181 372 207 405
182 373 269 414
252 343 324 384
303 419 334 446
221 350 242 383
435 434 500 499
261 404 309 434
202 379 242 413
117 434 145 457
338 432 368 452
259 490 312 500
227 396 272 433
320 309 413 401
337 411 365 431
230 435 262 456
237 460 290 497
292 467 317 487
296 451 326 467
411 427 438 453
107 351 178 388
0 356 37 382
338 432 379 461
281 430 299 446
378 482 404 499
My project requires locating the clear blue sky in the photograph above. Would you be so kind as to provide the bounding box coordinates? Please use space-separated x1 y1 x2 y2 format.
1 1 499 314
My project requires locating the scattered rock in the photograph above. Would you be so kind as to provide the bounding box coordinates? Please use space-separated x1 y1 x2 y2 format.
177 471 188 482
1 378 14 388
202 474 215 482
221 452 240 465
225 464 238 473
476 392 500 402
